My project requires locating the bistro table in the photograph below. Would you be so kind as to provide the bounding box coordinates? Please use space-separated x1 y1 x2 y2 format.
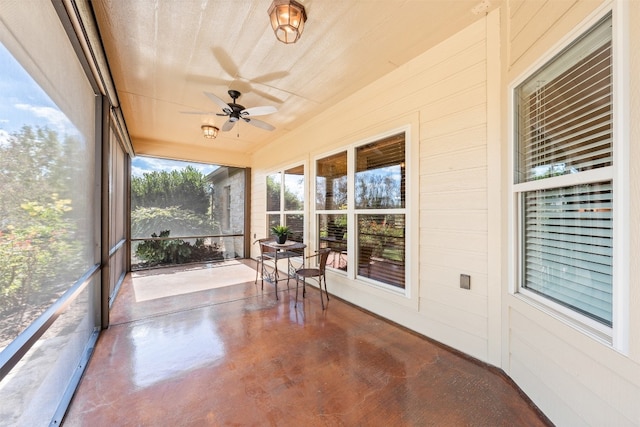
260 240 306 299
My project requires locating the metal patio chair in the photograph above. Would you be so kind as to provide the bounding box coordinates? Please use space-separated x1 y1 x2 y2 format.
294 248 332 309
254 237 276 287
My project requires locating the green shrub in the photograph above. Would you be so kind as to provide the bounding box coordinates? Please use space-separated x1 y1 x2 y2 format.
134 231 223 267
131 206 216 239
135 230 191 265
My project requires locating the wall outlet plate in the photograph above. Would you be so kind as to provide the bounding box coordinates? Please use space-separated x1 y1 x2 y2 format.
460 274 471 290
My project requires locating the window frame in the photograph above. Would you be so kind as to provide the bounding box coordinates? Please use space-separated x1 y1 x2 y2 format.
265 162 306 243
313 125 413 298
223 185 231 232
508 6 629 351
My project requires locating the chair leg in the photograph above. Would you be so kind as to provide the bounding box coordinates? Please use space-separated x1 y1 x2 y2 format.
286 258 291 289
319 278 325 310
323 275 329 301
254 258 260 284
295 276 299 307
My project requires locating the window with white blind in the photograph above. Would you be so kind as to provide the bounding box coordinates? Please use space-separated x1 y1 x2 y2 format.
315 132 407 291
354 134 406 288
513 14 613 328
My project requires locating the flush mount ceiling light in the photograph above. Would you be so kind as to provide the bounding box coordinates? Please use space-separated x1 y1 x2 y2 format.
201 124 219 139
268 0 307 44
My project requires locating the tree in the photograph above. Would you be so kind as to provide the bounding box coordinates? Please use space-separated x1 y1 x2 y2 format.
130 166 215 239
131 166 209 215
355 168 401 208
0 126 85 344
0 196 77 318
0 126 69 227
266 174 304 211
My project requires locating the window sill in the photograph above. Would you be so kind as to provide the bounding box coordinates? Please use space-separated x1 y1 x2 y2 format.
514 290 613 347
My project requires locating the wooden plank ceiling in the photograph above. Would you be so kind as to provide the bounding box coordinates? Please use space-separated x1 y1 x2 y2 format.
91 0 498 164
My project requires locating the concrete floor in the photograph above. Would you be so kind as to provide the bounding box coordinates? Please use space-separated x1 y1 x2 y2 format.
63 260 551 426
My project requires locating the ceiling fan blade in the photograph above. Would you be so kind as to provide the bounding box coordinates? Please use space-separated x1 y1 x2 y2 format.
241 106 277 117
252 88 284 104
221 119 235 131
212 47 240 79
204 91 230 110
252 71 289 84
244 118 275 131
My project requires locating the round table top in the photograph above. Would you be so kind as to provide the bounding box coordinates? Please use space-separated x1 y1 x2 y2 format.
265 240 306 250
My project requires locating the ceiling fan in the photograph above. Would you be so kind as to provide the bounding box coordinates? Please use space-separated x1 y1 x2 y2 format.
203 89 277 132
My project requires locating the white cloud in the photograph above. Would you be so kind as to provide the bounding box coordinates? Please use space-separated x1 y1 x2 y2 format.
14 103 75 135
0 129 10 147
131 157 181 177
130 164 147 177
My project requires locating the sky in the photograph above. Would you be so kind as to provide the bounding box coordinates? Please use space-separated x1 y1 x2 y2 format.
131 156 218 177
0 42 78 146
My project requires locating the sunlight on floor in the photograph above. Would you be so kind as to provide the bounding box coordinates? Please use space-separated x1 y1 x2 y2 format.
132 261 257 302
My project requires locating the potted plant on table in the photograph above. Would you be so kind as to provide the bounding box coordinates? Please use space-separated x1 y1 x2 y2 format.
271 225 291 244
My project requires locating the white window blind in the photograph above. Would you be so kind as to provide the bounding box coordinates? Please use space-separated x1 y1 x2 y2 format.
514 14 613 327
523 182 613 325
516 16 612 183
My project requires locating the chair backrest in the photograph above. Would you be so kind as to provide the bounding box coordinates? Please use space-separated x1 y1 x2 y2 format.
256 237 276 255
358 244 374 266
317 248 332 273
253 237 275 245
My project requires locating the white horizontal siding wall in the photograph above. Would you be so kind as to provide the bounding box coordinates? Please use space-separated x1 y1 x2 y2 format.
250 171 267 260
251 14 495 362
504 0 640 425
418 18 491 361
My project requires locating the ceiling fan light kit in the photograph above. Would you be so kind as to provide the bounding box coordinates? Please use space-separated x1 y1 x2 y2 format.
201 124 219 139
268 0 307 44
